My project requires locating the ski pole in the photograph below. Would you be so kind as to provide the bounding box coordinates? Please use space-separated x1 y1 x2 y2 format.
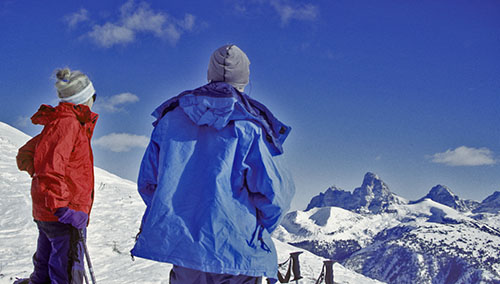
290 251 303 283
79 230 97 284
83 271 90 284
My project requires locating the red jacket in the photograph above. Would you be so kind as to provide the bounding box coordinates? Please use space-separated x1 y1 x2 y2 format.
17 103 98 222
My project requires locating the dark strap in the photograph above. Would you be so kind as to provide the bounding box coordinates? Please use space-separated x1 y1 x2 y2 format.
277 257 291 283
315 260 335 284
315 264 325 284
277 252 303 283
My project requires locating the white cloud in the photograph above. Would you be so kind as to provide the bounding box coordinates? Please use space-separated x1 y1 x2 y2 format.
88 23 135 47
121 1 166 35
86 0 196 48
163 24 181 44
179 14 196 31
65 8 89 28
269 0 318 26
93 133 149 152
109 92 139 105
235 0 318 26
430 146 497 166
97 92 140 112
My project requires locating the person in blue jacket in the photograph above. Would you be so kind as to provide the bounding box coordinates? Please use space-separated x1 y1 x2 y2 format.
131 44 295 283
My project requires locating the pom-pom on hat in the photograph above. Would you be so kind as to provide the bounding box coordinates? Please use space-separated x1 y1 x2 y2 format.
207 45 250 92
55 68 95 105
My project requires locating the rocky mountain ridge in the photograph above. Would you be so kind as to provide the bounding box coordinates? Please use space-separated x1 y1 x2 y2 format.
278 172 500 284
306 172 499 215
306 172 406 213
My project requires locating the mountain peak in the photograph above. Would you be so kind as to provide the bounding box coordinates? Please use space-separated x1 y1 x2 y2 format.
473 191 500 213
305 186 355 211
363 172 380 181
427 185 457 204
306 172 400 213
359 172 390 194
361 172 383 186
354 172 397 213
325 185 343 193
412 184 480 212
483 191 500 203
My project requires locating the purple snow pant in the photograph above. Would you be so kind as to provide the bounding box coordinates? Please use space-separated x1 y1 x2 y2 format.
29 220 85 284
169 265 262 284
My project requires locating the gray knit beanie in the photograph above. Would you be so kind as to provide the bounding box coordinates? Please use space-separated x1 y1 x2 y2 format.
55 68 95 105
207 45 250 92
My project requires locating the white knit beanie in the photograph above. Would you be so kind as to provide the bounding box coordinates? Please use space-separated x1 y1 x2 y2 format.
207 45 250 92
55 68 95 105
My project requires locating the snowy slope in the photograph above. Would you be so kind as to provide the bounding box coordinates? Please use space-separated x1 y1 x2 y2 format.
0 122 173 283
0 121 380 284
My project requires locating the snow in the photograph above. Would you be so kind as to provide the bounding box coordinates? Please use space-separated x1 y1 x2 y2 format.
0 122 31 148
0 121 380 284
392 198 465 221
279 206 400 246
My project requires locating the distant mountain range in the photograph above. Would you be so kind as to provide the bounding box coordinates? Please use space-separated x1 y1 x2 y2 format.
306 172 500 215
275 172 500 284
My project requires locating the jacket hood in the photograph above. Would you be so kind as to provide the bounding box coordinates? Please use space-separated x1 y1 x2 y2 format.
152 82 291 155
31 102 98 126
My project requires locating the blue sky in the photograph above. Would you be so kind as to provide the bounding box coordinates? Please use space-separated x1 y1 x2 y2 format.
1 0 499 210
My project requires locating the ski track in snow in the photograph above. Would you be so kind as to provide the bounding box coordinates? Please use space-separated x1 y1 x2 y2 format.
0 122 382 284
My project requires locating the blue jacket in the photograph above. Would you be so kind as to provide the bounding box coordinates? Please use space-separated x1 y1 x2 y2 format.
131 82 295 279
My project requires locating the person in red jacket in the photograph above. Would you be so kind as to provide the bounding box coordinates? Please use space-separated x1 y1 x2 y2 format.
15 68 98 284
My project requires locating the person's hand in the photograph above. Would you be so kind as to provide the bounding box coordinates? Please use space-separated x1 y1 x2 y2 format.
55 207 88 230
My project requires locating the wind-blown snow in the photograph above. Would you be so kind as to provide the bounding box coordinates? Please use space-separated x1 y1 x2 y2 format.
0 121 380 284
